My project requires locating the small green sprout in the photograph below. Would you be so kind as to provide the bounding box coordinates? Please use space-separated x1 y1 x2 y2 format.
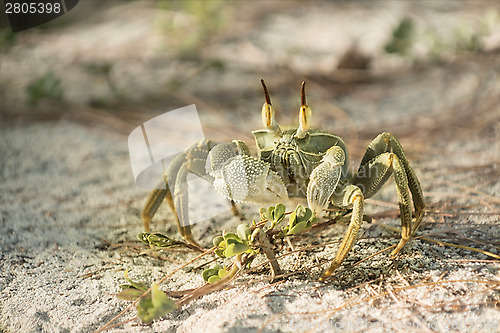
138 232 185 248
283 205 315 235
259 203 286 228
212 225 254 258
201 264 229 283
116 271 149 301
136 283 177 324
116 272 177 324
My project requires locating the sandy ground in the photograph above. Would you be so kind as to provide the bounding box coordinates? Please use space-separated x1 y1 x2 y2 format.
1 1 500 332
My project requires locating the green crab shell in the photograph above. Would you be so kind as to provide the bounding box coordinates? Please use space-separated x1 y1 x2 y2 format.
252 128 350 196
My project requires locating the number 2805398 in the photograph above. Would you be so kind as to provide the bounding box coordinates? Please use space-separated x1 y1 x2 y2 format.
5 1 62 14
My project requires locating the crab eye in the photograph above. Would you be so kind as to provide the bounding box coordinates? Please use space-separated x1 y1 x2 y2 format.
260 79 282 136
296 81 311 139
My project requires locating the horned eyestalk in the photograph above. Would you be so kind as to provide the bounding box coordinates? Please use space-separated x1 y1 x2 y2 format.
260 79 282 136
296 81 311 139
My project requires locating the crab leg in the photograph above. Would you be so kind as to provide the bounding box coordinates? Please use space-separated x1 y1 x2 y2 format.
384 134 425 232
358 132 425 230
141 177 168 233
320 185 364 280
141 140 221 247
354 152 413 254
354 132 425 255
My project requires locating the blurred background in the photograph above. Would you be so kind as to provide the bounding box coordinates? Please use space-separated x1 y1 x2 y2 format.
2 0 500 156
1 2 500 331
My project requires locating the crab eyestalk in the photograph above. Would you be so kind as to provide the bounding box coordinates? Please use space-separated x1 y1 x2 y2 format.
296 81 311 139
261 79 282 136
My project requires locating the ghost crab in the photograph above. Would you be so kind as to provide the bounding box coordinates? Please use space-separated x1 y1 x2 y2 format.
141 80 425 280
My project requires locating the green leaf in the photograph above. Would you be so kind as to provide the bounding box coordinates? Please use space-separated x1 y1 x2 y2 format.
137 232 184 248
122 280 148 292
202 265 221 281
260 206 274 221
123 273 148 292
116 288 145 301
392 18 414 40
218 268 228 279
223 232 242 245
25 71 63 107
287 221 311 235
215 249 225 258
293 205 312 223
236 224 251 242
136 284 177 324
213 235 224 247
208 275 221 284
302 207 313 222
151 283 176 310
224 242 250 257
288 212 297 228
273 203 286 224
267 206 275 220
136 296 154 323
295 205 305 219
259 207 268 220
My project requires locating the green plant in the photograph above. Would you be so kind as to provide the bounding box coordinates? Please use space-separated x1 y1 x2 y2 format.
384 17 415 56
118 203 316 325
25 71 63 106
0 27 16 51
116 272 177 324
155 0 228 59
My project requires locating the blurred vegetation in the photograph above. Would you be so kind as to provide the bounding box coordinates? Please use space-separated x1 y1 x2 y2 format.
155 0 229 60
0 27 16 51
25 71 64 106
384 18 415 56
81 62 126 107
385 10 500 60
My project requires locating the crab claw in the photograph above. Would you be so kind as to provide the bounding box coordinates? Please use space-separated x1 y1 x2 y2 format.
206 142 288 204
307 146 345 215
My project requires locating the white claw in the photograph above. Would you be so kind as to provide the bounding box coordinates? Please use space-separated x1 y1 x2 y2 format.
307 163 341 215
307 146 345 216
207 145 288 204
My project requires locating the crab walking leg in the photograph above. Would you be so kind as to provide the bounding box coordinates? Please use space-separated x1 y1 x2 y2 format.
320 185 364 280
388 153 413 255
140 168 199 246
359 132 425 231
141 177 168 232
170 162 202 246
170 140 221 246
354 151 413 255
140 140 220 246
384 133 425 233
141 147 187 232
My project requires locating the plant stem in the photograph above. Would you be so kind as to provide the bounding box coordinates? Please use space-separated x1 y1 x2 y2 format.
256 228 282 282
177 254 242 306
